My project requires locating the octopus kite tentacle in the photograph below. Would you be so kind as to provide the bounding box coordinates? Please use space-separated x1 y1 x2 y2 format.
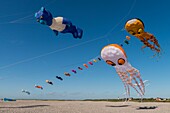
140 35 160 52
121 72 130 98
127 73 143 97
133 68 145 93
117 70 130 100
144 32 160 48
125 18 161 54
127 65 145 96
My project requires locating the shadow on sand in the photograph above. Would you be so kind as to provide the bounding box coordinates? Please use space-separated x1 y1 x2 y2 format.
0 105 50 109
136 106 158 110
106 105 130 107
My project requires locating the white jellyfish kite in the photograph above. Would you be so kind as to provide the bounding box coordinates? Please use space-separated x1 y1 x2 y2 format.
101 44 145 98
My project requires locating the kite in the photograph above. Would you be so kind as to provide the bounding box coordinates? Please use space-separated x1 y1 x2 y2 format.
98 58 101 61
56 76 63 81
124 40 129 45
35 85 43 90
78 67 83 70
93 59 97 62
88 62 93 65
35 7 83 39
126 36 131 40
101 44 145 98
124 36 130 45
3 98 16 102
125 18 160 53
72 70 77 74
46 80 53 85
64 72 71 76
22 89 30 95
83 64 88 68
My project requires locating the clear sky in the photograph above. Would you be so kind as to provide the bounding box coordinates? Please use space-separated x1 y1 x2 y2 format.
0 0 170 100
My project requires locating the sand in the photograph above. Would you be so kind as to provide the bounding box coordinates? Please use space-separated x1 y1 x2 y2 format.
0 100 170 113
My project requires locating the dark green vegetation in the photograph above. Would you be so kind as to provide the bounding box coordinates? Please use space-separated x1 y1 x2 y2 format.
84 98 170 102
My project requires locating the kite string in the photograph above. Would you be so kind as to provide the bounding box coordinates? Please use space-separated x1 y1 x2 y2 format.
0 0 58 24
8 0 58 24
0 37 105 70
0 0 136 70
63 0 137 68
104 0 136 38
0 14 34 24
9 14 34 23
0 12 33 19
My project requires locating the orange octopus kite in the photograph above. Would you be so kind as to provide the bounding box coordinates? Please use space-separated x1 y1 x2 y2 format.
125 18 160 53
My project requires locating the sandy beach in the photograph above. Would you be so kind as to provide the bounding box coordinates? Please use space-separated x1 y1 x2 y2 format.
0 100 170 113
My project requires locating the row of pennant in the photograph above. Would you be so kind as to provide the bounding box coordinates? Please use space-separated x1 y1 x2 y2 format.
33 57 102 91
64 57 102 76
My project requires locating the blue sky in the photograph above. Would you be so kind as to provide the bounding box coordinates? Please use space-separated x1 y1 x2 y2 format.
0 0 170 99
